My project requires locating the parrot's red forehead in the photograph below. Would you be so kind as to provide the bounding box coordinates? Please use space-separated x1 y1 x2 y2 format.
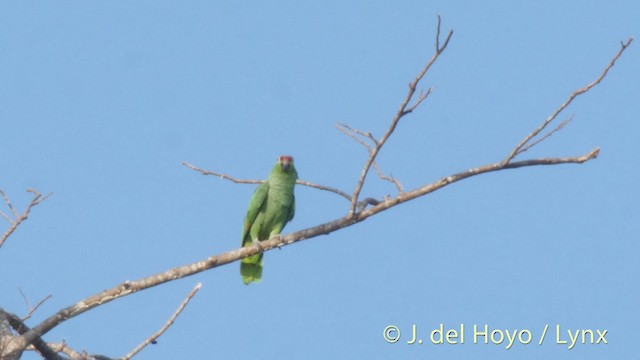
278 155 294 162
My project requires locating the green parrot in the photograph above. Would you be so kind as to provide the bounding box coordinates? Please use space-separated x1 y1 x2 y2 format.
240 155 298 284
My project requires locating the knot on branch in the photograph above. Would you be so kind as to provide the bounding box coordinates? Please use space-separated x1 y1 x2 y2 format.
357 197 381 212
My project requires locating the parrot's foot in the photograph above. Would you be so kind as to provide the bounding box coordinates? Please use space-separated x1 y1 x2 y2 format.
252 238 264 251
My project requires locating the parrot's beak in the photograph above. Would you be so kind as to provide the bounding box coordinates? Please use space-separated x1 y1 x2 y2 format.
281 161 290 172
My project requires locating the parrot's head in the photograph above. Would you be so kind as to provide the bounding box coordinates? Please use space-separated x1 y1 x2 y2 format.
277 155 294 173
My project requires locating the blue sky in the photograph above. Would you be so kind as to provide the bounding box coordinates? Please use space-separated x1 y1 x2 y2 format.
1 2 638 359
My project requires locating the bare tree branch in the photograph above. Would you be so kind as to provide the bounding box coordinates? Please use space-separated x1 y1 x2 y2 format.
18 288 52 322
182 161 352 201
518 114 575 155
335 123 378 149
121 283 201 360
22 150 599 347
502 37 634 165
356 197 381 213
0 209 12 224
348 17 453 217
405 87 434 115
336 124 405 194
357 147 601 220
1 308 63 360
294 179 351 201
0 189 52 248
38 341 113 360
372 162 405 194
0 191 19 219
181 162 262 185
40 341 78 360
1 310 26 360
44 341 85 360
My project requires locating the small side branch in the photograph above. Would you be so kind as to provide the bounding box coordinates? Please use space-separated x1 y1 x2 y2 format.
182 162 351 201
39 341 113 360
294 179 351 201
0 189 52 248
372 162 404 193
518 114 574 155
335 124 405 194
357 147 601 220
18 288 53 321
181 162 263 185
121 283 201 360
347 17 453 217
335 123 378 149
502 37 633 165
40 341 88 360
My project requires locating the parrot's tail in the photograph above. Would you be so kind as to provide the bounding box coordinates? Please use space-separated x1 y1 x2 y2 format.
241 254 263 285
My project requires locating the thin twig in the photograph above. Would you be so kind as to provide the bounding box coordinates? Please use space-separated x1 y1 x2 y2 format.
335 124 375 151
435 15 443 51
0 190 19 218
373 162 405 193
42 340 112 360
121 283 202 360
405 87 434 115
502 37 633 165
335 123 378 146
0 209 11 223
518 114 574 155
0 189 52 248
356 147 601 220
182 162 263 185
18 287 30 312
348 17 453 217
182 162 352 201
294 179 351 201
18 288 53 321
44 341 84 359
23 297 53 322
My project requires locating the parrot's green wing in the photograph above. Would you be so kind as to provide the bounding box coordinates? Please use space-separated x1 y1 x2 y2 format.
240 181 269 284
241 181 269 247
288 193 295 222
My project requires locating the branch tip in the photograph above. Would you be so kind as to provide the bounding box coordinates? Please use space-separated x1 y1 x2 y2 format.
502 37 632 166
348 17 452 216
121 282 202 360
1 188 51 248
